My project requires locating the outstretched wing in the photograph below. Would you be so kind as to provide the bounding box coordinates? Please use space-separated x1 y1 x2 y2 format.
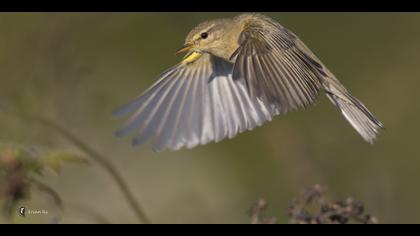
114 54 280 151
232 15 326 114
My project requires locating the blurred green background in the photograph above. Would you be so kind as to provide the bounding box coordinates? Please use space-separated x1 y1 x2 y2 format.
0 13 419 224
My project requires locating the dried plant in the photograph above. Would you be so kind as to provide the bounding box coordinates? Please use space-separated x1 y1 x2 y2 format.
1 105 151 224
250 184 378 224
249 198 277 224
0 143 88 223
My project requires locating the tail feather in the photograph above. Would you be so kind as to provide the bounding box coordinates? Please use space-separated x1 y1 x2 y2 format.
326 92 384 143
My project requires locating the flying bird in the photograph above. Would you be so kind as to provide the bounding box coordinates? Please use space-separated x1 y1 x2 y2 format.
114 13 384 151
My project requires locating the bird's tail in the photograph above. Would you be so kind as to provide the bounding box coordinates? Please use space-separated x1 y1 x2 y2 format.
324 84 384 143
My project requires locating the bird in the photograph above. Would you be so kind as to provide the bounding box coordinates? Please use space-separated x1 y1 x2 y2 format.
113 13 384 151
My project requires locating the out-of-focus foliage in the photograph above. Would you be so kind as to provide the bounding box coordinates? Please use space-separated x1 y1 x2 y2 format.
0 144 88 223
249 198 277 224
287 185 378 224
0 13 419 223
0 144 88 175
250 185 378 224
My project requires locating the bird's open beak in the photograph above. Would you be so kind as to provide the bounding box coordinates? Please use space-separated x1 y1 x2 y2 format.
175 43 193 55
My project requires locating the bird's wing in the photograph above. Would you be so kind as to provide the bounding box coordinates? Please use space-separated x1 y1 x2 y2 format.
113 53 280 151
231 15 326 114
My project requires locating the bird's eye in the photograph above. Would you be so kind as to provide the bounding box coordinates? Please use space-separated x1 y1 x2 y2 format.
200 32 208 39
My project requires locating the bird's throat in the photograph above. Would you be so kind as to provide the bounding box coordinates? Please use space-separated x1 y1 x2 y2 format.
182 52 202 65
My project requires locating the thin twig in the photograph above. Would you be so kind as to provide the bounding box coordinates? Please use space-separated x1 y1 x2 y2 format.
29 177 64 210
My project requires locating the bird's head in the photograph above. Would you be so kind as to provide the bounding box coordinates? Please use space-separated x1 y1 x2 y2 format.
176 19 236 62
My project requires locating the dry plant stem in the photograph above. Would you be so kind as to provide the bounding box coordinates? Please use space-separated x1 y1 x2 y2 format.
29 177 64 210
33 117 151 224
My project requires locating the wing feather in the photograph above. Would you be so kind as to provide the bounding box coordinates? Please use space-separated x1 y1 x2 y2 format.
114 54 280 151
232 17 324 112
